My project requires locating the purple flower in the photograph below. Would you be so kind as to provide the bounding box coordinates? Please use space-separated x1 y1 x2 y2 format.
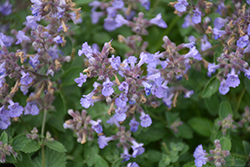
0 119 11 130
69 12 82 24
226 69 240 88
98 135 113 149
115 14 129 28
139 0 150 10
207 63 220 76
29 54 40 68
247 0 250 5
127 162 139 167
75 73 87 87
174 0 188 12
20 85 29 95
53 35 63 44
91 11 104 24
104 17 118 31
102 78 114 96
112 0 124 8
193 145 208 167
219 79 230 95
114 107 127 121
149 13 167 28
16 31 31 44
248 24 250 36
0 106 9 121
24 102 39 115
184 90 194 98
115 93 128 108
140 112 152 127
0 0 12 16
80 92 95 108
25 15 41 29
192 8 202 24
107 115 120 127
118 81 129 94
182 15 194 28
121 148 131 161
200 35 212 51
0 61 6 75
78 42 93 58
8 100 23 118
90 119 103 133
237 35 249 48
213 28 226 40
129 117 139 132
47 46 59 59
110 55 121 70
243 68 250 79
20 71 33 86
214 17 227 29
131 140 145 158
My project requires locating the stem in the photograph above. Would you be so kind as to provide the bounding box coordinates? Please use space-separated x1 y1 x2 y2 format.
235 87 246 113
162 142 171 154
200 43 223 55
41 109 47 167
19 117 30 132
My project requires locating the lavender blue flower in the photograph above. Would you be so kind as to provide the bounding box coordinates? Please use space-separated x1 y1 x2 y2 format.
80 92 95 108
98 135 113 149
0 119 11 130
112 0 124 9
226 69 240 88
102 78 114 96
121 147 131 161
129 117 139 132
47 46 59 60
213 28 226 40
16 31 31 44
0 61 6 75
53 35 63 44
219 79 230 95
78 42 93 58
237 35 249 48
149 13 167 28
24 102 39 115
115 14 129 28
174 0 188 12
214 17 227 29
200 35 212 51
20 71 33 86
193 145 208 167
114 107 127 121
107 115 120 127
118 81 129 94
127 162 139 167
104 17 118 31
29 55 40 68
192 8 202 24
131 140 145 158
182 15 194 28
248 24 250 36
140 112 152 127
115 93 128 108
110 55 121 70
75 73 87 87
0 0 12 16
0 106 9 121
8 100 23 118
90 119 103 133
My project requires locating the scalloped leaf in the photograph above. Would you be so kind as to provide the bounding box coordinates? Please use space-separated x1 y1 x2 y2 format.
202 77 220 98
0 131 8 144
12 134 31 151
46 140 67 153
188 117 213 137
22 140 40 153
94 154 109 167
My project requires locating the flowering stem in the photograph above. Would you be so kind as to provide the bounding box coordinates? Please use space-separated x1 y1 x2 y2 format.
41 109 47 167
235 87 246 113
162 142 171 155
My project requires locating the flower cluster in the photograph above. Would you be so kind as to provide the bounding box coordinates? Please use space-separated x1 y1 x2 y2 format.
217 114 237 135
0 141 17 163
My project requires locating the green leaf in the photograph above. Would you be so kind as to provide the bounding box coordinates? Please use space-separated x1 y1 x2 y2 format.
59 36 72 56
33 148 66 167
159 154 171 167
46 141 67 153
60 67 82 86
75 0 93 5
219 101 233 118
202 77 220 98
204 94 220 116
14 153 33 167
84 144 99 167
170 143 184 152
243 141 250 155
0 131 8 144
21 140 40 153
12 134 31 151
94 155 109 167
225 156 246 166
220 137 231 151
244 78 250 94
188 117 213 137
175 123 193 139
112 158 123 167
183 161 196 167
144 150 162 163
52 92 66 117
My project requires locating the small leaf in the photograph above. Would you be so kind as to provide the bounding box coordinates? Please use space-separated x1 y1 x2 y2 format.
60 67 83 86
244 78 250 93
219 101 233 118
112 158 123 167
159 154 171 167
94 155 109 167
176 123 193 139
0 131 8 144
84 144 99 166
188 117 213 137
22 140 40 153
204 94 220 116
46 140 67 153
14 153 33 167
242 141 250 155
220 137 231 151
202 77 220 98
12 134 31 151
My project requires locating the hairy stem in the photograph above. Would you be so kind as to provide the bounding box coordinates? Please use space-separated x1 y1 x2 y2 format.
41 109 47 167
